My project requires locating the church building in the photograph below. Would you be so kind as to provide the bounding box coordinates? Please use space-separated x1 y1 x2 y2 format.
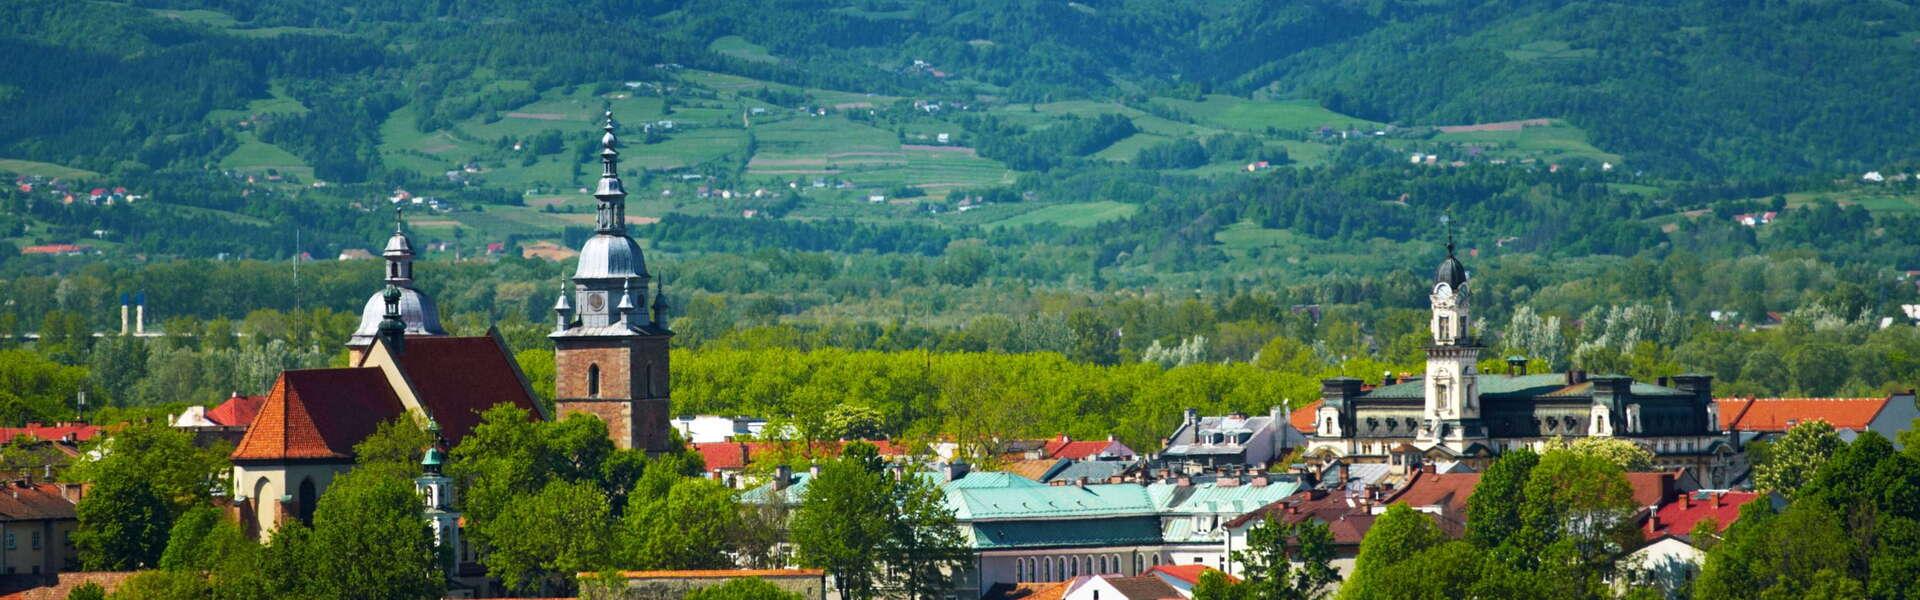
231 112 675 545
1305 242 1736 485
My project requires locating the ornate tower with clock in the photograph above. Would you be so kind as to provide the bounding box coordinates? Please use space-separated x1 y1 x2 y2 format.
1422 238 1488 450
550 112 675 452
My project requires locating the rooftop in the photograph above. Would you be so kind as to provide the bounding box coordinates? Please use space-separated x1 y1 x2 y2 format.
231 368 405 462
1716 396 1899 432
1644 491 1762 541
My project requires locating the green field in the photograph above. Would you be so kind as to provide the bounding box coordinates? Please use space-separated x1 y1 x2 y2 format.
709 36 779 63
1433 122 1621 164
987 201 1138 228
219 131 313 179
1156 95 1382 132
0 159 99 179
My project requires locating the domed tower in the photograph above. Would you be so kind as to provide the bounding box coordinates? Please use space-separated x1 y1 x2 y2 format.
551 111 675 452
347 210 446 363
1422 238 1486 447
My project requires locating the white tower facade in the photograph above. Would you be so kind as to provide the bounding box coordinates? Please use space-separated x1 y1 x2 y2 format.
1422 241 1486 448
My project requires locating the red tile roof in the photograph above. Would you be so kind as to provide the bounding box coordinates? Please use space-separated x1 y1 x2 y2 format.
0 481 77 522
18 244 85 255
206 393 266 427
1289 400 1321 434
983 582 1066 600
1144 564 1238 586
1644 491 1761 540
1042 435 1130 460
587 569 825 579
0 572 138 600
1624 471 1678 508
231 368 405 461
390 336 542 444
693 439 913 472
0 423 101 444
1384 470 1481 516
1716 396 1893 432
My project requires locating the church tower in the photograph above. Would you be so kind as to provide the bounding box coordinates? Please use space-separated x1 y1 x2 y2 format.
1422 239 1486 448
551 112 675 452
346 209 446 364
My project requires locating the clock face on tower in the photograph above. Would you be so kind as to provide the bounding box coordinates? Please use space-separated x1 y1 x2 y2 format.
585 291 607 312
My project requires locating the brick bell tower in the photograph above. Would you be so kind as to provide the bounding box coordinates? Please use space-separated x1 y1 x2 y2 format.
550 111 674 452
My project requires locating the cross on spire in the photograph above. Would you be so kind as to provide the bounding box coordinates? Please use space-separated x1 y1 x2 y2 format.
594 110 627 234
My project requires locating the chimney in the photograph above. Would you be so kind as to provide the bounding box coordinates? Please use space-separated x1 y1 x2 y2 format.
1711 493 1722 509
1075 477 1088 488
62 483 83 503
135 292 146 335
1507 356 1527 376
808 464 820 479
1680 493 1691 509
1286 503 1298 515
1250 476 1268 488
1382 371 1397 385
1219 476 1240 488
945 461 971 482
119 294 129 336
1421 463 1436 474
1657 376 1669 387
1176 476 1192 487
773 465 793 490
1183 408 1199 427
1646 511 1659 534
1337 461 1351 486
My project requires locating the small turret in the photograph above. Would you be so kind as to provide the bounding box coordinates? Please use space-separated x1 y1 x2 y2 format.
651 279 670 331
552 281 574 331
379 285 406 355
617 279 637 327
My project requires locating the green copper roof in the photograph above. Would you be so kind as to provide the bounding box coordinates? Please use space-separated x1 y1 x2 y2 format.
944 481 1158 521
971 517 1163 549
1361 373 1690 400
1150 480 1302 514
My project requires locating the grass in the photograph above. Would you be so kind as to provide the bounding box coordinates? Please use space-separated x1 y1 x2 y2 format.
709 36 779 63
1156 95 1382 132
0 159 98 179
986 201 1137 228
219 131 313 179
1433 122 1621 164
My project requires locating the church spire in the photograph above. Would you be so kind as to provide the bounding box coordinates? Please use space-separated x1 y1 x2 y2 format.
383 206 415 286
594 111 627 235
378 284 406 355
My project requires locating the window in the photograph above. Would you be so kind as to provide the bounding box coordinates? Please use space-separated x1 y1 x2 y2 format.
4 532 11 550
30 531 39 550
587 364 601 398
1435 381 1450 410
1438 315 1452 341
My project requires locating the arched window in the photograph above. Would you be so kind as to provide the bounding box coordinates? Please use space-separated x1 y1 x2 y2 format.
1099 555 1107 573
587 364 601 398
296 477 318 526
252 476 271 530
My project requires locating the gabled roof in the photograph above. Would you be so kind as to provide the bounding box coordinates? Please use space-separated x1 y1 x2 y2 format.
0 423 101 444
1289 400 1321 434
386 335 541 443
0 481 76 522
231 368 406 462
983 581 1067 600
1384 470 1480 516
1624 471 1678 508
1066 574 1184 600
206 393 266 427
1644 491 1761 540
1005 458 1069 482
1044 436 1132 460
1716 396 1895 432
694 442 754 471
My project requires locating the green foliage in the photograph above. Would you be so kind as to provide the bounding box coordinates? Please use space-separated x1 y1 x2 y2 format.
106 570 212 600
351 417 433 480
1231 517 1339 600
1517 449 1639 572
67 582 106 600
1341 504 1446 600
682 578 806 600
790 457 893 599
622 477 741 570
1753 420 1844 499
1466 448 1538 549
484 479 613 594
0 347 90 424
306 471 445 600
71 422 229 570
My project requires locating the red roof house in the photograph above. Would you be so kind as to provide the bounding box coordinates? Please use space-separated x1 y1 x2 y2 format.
1042 434 1135 461
206 392 266 427
1643 491 1762 540
1716 395 1914 433
0 423 102 445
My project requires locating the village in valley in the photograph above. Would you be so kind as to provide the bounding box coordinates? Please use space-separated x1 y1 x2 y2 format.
0 116 1913 600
